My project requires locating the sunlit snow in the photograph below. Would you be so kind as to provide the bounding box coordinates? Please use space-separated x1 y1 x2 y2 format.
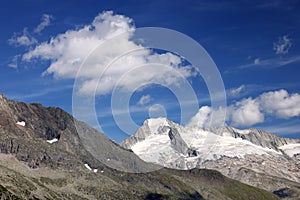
279 143 300 157
84 163 92 171
147 118 170 133
47 138 58 144
84 164 99 173
130 118 281 168
16 121 25 126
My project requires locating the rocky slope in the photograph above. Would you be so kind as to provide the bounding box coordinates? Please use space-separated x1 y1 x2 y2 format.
0 93 279 199
0 93 157 173
121 117 300 199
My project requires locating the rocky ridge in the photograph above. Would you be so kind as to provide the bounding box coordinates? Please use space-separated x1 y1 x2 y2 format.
121 117 300 198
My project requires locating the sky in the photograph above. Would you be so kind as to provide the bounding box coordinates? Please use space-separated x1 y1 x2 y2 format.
1 0 300 143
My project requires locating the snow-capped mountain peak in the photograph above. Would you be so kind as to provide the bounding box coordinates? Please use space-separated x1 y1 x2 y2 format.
121 117 300 183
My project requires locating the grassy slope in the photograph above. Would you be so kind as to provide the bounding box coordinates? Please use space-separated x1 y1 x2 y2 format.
0 154 279 200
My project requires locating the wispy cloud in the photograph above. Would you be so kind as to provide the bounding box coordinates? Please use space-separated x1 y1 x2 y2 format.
255 0 298 10
273 35 292 55
230 85 245 97
236 55 300 70
190 0 298 12
8 28 37 47
8 55 20 68
137 94 152 106
9 84 73 101
97 105 148 118
226 33 296 74
257 121 300 137
8 14 53 48
34 14 53 34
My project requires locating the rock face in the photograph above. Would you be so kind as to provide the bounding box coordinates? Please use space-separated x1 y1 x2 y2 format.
121 117 300 197
0 93 280 199
168 127 190 155
0 93 157 172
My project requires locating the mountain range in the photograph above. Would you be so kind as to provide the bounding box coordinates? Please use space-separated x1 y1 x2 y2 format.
0 93 292 199
121 117 300 199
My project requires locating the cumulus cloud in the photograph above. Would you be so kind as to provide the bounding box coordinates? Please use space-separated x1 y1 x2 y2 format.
273 35 292 55
187 106 227 127
231 98 264 126
230 85 245 97
137 95 152 106
8 28 37 47
22 11 195 95
188 89 300 128
259 89 300 118
34 14 53 33
187 106 212 127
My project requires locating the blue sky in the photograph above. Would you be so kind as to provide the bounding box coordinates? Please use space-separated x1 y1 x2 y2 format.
1 0 300 142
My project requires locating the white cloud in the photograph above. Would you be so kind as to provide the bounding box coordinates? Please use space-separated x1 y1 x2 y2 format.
273 35 292 55
187 106 212 127
230 85 245 97
188 89 300 128
8 55 20 68
137 95 152 106
259 89 300 118
8 28 37 47
231 98 264 126
187 106 227 127
23 11 136 78
34 14 53 33
254 58 260 65
22 11 195 96
236 55 300 70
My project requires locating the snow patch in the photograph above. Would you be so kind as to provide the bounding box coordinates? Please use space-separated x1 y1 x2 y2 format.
84 163 99 173
147 118 170 133
231 127 251 134
279 143 300 157
131 134 175 164
84 164 92 171
16 121 25 126
47 138 58 144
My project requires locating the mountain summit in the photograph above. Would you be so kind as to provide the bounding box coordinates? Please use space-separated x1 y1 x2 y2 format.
121 117 300 197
